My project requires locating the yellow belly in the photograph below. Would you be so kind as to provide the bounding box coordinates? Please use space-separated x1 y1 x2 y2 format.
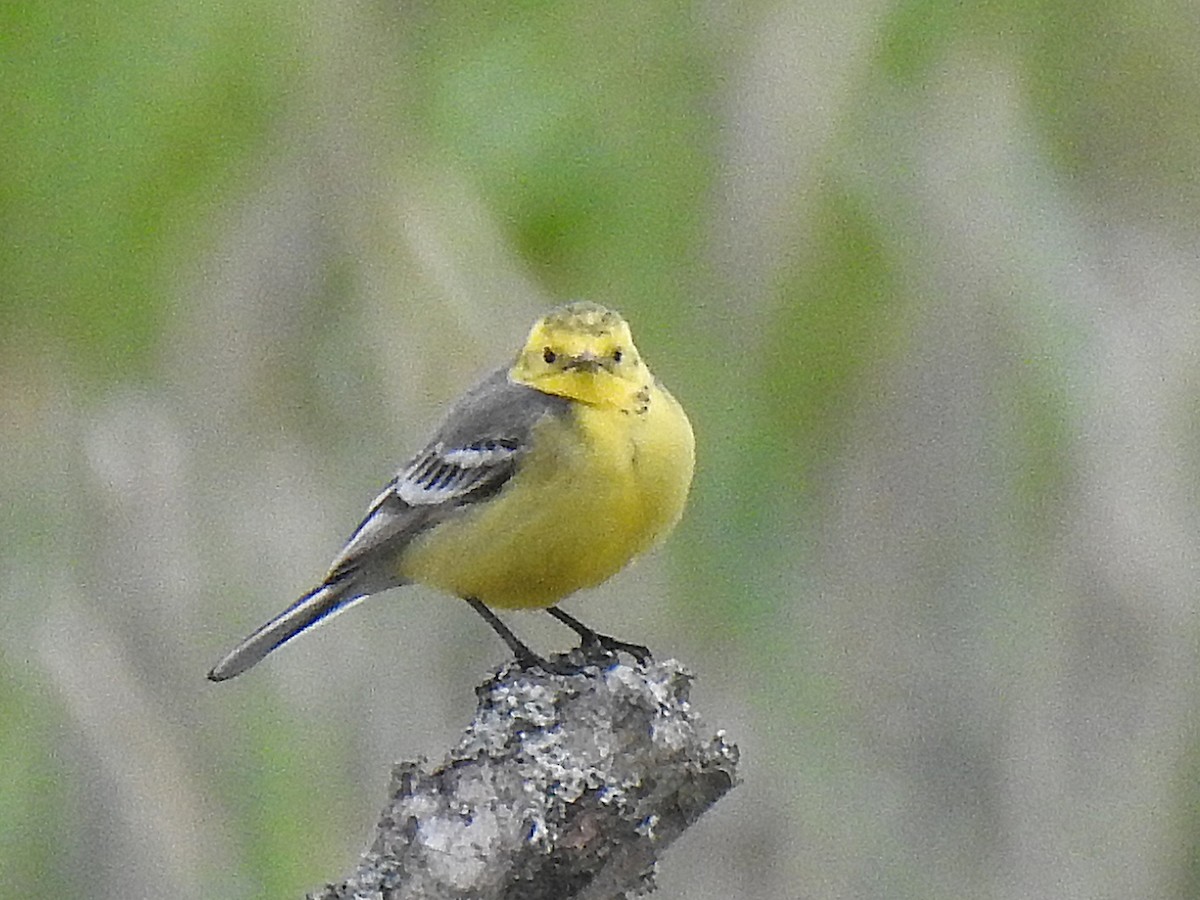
397 383 694 608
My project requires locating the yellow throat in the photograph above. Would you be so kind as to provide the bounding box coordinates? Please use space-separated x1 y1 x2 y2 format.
509 302 652 410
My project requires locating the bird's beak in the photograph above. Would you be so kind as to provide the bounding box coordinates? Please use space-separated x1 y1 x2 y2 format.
564 351 603 372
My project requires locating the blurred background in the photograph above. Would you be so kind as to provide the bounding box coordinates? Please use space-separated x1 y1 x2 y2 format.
5 1 1200 897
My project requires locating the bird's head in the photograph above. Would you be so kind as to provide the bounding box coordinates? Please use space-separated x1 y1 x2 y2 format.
510 302 651 406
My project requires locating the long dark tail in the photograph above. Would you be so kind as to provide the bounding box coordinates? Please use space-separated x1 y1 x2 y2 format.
207 577 358 681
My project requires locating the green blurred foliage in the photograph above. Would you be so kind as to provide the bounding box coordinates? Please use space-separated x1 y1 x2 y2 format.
4 0 1200 897
221 696 362 895
409 3 715 317
0 0 301 382
0 667 76 898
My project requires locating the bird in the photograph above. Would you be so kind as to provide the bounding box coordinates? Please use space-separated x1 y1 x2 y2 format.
207 301 695 681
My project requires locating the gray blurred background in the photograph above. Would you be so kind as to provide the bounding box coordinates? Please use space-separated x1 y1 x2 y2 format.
4 1 1200 898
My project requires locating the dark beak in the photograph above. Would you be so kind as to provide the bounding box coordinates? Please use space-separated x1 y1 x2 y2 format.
563 352 603 372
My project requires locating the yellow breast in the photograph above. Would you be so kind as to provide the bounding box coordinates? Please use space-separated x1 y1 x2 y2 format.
398 382 694 609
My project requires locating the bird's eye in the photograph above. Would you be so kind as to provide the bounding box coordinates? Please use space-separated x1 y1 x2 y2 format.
542 347 557 364
612 348 623 363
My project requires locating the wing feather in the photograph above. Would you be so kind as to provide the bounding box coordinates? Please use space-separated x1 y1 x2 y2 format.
396 438 521 505
323 368 569 584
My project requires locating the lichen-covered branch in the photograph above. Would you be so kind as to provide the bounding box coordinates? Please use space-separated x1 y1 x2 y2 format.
308 654 739 900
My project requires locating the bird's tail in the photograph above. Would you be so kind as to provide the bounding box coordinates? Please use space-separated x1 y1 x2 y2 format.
207 576 360 681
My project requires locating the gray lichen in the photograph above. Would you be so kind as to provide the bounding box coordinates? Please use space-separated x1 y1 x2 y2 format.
309 653 739 900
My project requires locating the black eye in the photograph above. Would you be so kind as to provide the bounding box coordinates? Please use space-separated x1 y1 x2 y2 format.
542 347 557 364
612 348 623 363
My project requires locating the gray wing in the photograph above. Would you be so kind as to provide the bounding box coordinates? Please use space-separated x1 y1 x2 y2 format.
206 368 569 681
324 367 570 587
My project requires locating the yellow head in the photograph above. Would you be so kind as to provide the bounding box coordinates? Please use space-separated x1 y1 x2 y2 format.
510 302 652 407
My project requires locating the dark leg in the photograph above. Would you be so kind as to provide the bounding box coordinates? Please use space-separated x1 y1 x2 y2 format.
545 607 651 664
464 597 547 669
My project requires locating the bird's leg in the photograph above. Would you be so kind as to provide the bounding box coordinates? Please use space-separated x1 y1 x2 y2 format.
545 607 651 664
463 597 543 668
464 597 577 674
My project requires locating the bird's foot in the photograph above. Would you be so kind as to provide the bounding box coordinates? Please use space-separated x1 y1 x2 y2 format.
578 632 651 666
513 648 582 677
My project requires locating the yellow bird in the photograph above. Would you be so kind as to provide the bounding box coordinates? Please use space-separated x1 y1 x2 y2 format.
208 302 694 680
